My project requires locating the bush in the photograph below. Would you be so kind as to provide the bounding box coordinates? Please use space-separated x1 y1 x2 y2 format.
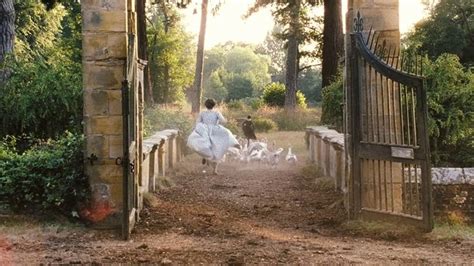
253 118 278 133
423 54 474 166
262 82 307 108
144 105 194 138
0 132 88 213
0 55 82 139
269 108 320 131
320 73 344 131
226 99 246 110
241 97 265 110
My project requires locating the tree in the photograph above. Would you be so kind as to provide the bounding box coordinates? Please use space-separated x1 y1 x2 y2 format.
147 4 195 104
298 68 322 104
256 24 286 82
0 0 15 80
248 0 323 110
202 44 271 102
191 0 209 113
321 0 343 88
404 0 474 66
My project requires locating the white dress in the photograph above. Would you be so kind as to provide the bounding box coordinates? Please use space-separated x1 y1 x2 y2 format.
187 110 239 162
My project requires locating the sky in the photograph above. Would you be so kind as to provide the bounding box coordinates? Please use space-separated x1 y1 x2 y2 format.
181 0 429 48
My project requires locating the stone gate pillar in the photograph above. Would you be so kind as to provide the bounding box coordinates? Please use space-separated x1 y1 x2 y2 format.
82 0 128 227
345 0 402 216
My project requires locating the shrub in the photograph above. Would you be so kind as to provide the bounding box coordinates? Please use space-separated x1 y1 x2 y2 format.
262 82 306 108
320 73 344 131
270 108 320 131
0 132 88 213
144 105 194 138
423 54 474 167
226 99 246 110
0 55 82 139
241 97 265 110
253 118 278 133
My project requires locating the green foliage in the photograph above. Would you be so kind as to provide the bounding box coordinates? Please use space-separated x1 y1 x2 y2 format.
262 82 306 108
144 106 194 138
269 108 319 131
298 68 323 104
253 118 278 133
0 1 82 139
320 73 343 131
13 0 66 59
0 132 88 212
203 44 271 102
147 5 195 104
226 99 246 110
0 53 82 138
204 71 228 102
241 97 265 110
403 0 474 66
224 73 255 100
423 54 474 166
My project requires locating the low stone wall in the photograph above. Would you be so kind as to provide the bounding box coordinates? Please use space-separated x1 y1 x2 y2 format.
140 129 184 209
306 126 474 222
306 126 346 191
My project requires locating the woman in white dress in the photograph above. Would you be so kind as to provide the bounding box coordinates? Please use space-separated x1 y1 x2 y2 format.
187 98 240 174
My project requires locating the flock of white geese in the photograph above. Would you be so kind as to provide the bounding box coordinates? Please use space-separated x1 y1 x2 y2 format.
225 138 297 167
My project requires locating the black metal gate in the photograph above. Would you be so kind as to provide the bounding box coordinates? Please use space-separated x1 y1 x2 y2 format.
347 18 433 230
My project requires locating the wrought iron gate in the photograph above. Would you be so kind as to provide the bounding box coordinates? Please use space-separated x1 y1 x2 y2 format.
348 22 433 230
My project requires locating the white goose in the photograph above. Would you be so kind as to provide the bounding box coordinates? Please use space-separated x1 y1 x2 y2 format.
267 147 284 167
285 146 297 164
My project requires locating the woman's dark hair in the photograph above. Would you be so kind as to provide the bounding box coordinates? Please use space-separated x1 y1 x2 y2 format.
204 98 216 109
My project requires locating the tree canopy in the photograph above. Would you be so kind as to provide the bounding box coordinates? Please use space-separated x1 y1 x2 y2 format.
404 0 474 66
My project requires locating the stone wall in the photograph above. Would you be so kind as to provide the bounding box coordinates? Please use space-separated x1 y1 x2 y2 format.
82 0 128 227
140 130 184 210
306 126 474 223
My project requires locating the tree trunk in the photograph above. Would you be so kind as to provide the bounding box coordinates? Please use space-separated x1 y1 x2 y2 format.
191 0 208 114
284 0 300 110
321 0 343 88
137 0 154 105
163 6 171 104
0 0 15 80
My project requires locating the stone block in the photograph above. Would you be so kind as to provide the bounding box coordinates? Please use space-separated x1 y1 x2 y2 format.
86 134 109 158
432 168 465 185
83 32 126 60
108 90 122 115
464 168 474 185
83 10 126 32
84 62 124 89
84 89 109 116
108 183 124 208
87 163 123 184
87 115 123 135
109 135 123 159
81 0 126 11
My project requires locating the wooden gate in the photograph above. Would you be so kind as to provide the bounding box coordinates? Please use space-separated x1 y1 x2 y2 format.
120 5 140 239
347 24 433 230
120 78 138 240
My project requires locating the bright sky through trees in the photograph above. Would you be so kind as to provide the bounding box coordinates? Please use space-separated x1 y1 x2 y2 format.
181 0 429 48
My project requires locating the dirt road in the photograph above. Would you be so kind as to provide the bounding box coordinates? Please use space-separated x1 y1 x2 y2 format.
1 132 473 264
